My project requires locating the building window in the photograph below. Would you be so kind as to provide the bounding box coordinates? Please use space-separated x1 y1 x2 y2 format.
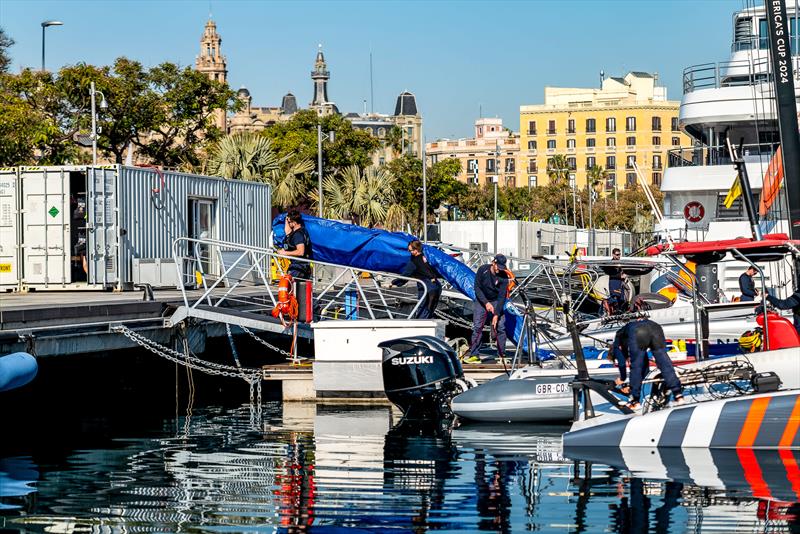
652 172 662 187
567 139 576 149
586 156 596 169
626 136 636 146
567 157 577 170
527 160 537 173
505 158 515 173
527 140 537 150
378 127 386 137
626 173 637 188
547 139 556 149
586 118 596 133
652 116 662 131
379 157 385 166
467 159 478 173
626 116 636 132
652 136 661 147
528 121 536 135
586 138 596 148
486 158 496 173
626 155 636 169
672 136 680 146
671 117 679 131
606 173 616 191
606 117 616 132
653 154 662 169
606 156 616 169
529 175 538 187
548 120 556 134
606 137 616 147
567 119 576 134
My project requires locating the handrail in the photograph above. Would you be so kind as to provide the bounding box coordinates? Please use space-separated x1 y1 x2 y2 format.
683 56 800 93
172 237 428 322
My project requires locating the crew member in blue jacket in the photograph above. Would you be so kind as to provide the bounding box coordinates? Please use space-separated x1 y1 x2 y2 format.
393 240 442 319
465 254 510 363
766 289 800 333
612 315 684 410
738 266 758 302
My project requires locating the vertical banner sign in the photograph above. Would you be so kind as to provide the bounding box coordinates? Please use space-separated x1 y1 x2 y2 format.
766 0 800 238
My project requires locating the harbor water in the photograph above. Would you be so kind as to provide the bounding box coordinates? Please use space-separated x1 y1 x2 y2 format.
1 349 799 533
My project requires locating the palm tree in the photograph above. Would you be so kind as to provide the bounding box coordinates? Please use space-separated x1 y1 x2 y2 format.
323 165 403 227
206 132 314 208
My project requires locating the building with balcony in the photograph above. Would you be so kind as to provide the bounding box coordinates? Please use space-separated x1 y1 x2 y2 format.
425 118 520 187
519 72 692 192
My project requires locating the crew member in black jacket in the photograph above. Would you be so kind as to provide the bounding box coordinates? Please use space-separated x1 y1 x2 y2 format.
738 266 758 302
767 289 800 333
465 254 510 363
394 240 442 319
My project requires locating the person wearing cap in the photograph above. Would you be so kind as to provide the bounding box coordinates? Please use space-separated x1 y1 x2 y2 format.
465 254 511 363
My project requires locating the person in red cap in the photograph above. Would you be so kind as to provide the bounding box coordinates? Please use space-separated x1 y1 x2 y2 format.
465 254 511 363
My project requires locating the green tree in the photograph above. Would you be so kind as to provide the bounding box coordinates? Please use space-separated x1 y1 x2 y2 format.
206 132 313 209
136 63 237 167
263 110 380 174
0 69 83 165
321 165 400 226
0 28 13 74
387 155 466 233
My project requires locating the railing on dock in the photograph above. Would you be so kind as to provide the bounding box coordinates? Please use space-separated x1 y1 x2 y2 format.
170 237 428 330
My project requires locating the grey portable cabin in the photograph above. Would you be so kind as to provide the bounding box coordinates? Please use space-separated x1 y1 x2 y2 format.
1 165 271 291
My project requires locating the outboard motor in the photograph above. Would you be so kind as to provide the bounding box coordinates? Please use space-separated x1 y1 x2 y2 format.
379 336 469 421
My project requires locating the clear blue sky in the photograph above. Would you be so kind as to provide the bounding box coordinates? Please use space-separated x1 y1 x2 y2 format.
1 0 734 140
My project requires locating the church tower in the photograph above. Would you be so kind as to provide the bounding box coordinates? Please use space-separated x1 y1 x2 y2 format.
310 45 337 116
195 19 228 129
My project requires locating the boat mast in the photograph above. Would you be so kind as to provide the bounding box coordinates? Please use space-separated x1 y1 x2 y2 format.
766 0 800 239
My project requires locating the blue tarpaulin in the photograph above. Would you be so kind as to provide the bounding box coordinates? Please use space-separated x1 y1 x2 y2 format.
273 214 529 350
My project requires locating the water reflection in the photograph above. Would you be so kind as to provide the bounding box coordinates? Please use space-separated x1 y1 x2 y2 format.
0 402 797 532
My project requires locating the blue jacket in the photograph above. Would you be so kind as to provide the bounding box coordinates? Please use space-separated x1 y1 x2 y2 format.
474 264 508 311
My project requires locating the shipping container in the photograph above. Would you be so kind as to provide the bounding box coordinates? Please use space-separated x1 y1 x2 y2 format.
0 168 19 289
10 165 271 290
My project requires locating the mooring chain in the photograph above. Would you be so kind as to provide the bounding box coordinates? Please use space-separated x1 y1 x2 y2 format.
239 325 304 360
435 309 490 331
113 324 262 385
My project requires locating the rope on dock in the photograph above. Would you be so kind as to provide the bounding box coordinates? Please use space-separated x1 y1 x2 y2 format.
112 324 262 407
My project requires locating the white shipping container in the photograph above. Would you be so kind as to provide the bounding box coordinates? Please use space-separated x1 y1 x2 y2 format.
0 168 19 288
12 165 271 290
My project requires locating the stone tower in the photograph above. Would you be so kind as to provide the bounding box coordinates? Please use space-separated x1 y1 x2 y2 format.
310 45 337 116
195 19 228 129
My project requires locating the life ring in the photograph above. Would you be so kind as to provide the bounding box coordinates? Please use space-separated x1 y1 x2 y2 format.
272 274 299 325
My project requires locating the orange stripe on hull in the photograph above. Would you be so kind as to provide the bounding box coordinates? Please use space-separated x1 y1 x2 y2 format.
737 397 772 448
779 395 800 448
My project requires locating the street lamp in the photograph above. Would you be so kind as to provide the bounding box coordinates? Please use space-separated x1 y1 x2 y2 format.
492 139 500 255
90 81 107 166
316 123 335 217
422 137 428 242
41 20 63 71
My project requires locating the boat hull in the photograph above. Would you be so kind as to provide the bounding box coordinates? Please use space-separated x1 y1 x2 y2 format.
452 369 618 423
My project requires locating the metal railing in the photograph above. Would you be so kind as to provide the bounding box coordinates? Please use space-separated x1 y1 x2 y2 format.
682 57 800 93
172 237 428 322
667 142 779 168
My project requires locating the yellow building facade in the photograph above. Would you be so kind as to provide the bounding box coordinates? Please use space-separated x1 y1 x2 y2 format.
519 72 692 192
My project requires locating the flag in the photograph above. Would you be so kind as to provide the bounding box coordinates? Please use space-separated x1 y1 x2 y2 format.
723 176 742 208
759 146 784 217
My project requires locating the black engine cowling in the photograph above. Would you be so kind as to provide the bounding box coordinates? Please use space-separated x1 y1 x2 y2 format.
379 336 466 420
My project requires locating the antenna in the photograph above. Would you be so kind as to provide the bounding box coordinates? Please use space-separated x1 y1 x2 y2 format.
369 50 374 114
479 104 482 118
599 69 604 89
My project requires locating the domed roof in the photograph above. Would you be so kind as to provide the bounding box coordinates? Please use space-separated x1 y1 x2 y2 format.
394 91 418 116
237 86 250 97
